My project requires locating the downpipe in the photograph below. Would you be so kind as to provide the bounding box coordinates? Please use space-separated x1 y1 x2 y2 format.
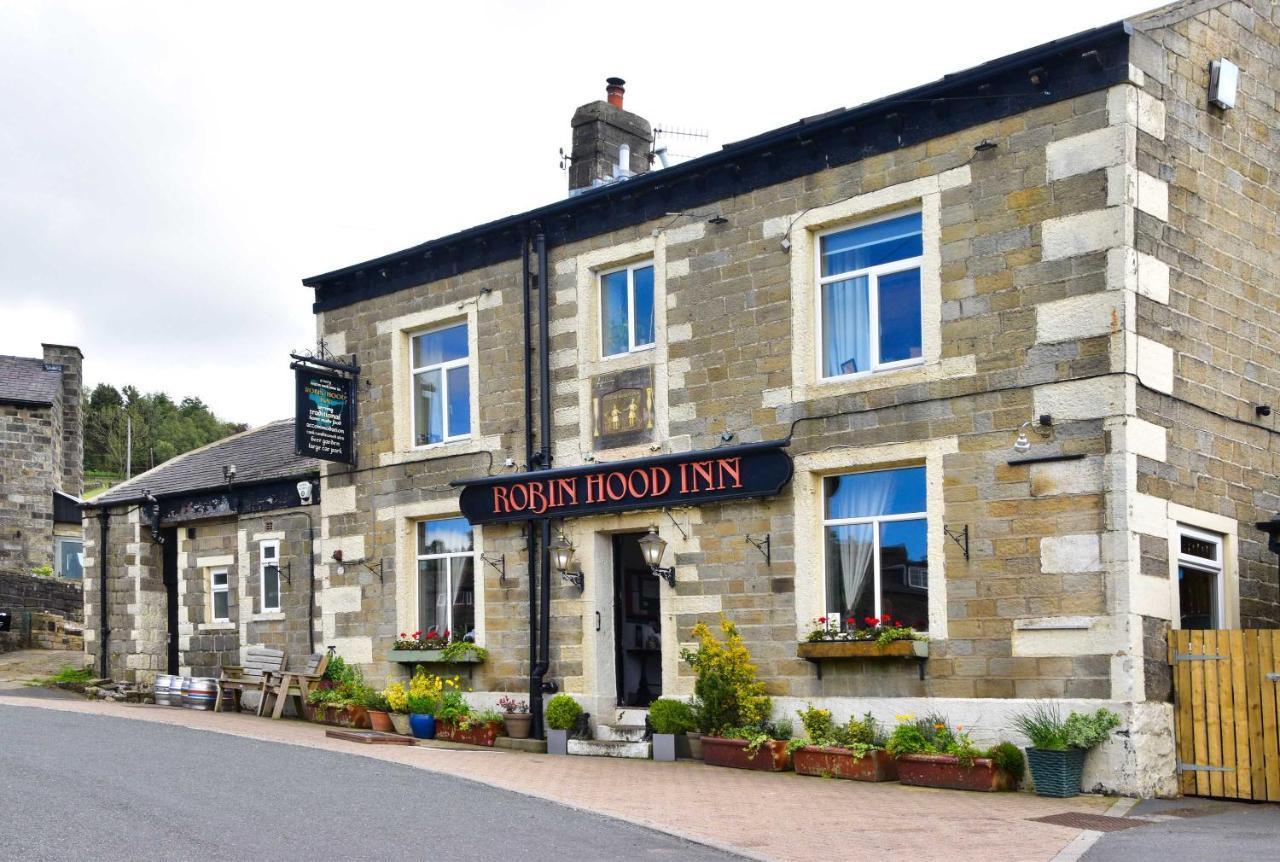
98 508 110 679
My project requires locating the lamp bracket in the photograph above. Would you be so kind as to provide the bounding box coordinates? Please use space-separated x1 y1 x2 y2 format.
944 525 970 560
745 533 771 567
652 566 676 588
276 561 292 586
481 553 506 583
336 557 384 584
561 569 584 592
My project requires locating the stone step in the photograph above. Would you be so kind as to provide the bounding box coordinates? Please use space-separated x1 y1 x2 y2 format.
567 738 651 759
595 723 647 743
613 707 650 726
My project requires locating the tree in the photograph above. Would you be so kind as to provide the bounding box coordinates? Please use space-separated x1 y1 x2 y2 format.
83 385 244 478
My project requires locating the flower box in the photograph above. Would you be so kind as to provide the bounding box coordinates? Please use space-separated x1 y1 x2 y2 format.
701 737 792 772
387 649 484 664
895 753 1016 792
435 719 502 747
793 746 898 782
313 704 371 730
797 640 928 659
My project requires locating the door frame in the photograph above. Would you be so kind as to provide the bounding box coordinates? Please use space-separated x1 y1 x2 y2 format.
161 527 179 675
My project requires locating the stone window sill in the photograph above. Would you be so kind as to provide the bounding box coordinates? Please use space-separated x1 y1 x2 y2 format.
198 622 237 632
767 355 976 407
379 434 502 468
251 612 286 622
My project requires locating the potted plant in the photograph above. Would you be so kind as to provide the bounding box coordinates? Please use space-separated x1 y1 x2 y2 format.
382 681 411 735
407 692 437 739
790 706 897 781
648 698 696 762
545 694 582 756
498 695 532 739
1013 704 1122 797
446 708 504 747
433 688 472 741
886 713 1024 792
680 618 786 771
363 688 395 733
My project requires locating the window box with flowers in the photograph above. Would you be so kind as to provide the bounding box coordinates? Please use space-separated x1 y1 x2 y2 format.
797 615 928 678
388 630 488 665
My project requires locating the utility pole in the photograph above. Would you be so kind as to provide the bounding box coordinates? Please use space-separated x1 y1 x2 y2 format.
125 414 132 480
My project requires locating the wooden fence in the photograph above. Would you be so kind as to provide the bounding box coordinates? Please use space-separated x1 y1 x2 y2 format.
1169 629 1280 801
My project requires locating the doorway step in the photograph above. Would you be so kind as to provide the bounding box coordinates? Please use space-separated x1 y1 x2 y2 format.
566 708 651 759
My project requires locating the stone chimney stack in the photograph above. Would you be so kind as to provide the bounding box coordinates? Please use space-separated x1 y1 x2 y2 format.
568 77 653 194
42 343 83 497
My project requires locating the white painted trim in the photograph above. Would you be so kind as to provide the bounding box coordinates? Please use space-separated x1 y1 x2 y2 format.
258 538 281 614
597 259 657 358
386 498 486 648
209 567 230 623
1167 504 1240 629
792 437 957 640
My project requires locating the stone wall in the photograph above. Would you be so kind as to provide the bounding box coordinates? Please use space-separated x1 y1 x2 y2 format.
0 402 58 574
0 569 83 621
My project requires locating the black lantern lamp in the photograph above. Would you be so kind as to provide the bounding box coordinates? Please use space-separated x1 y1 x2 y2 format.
638 525 676 588
550 533 583 592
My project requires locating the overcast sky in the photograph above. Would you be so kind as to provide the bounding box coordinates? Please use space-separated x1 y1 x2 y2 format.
0 0 1152 426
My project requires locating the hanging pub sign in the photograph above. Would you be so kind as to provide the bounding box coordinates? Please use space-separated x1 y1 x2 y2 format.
293 366 355 464
454 440 793 525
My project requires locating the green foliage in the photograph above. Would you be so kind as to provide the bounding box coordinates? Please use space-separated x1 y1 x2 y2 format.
1064 708 1122 750
989 742 1026 776
439 641 489 663
307 687 349 707
83 383 246 477
797 704 835 742
473 708 504 724
382 681 408 713
361 688 390 711
648 698 696 735
724 719 792 754
886 712 1021 774
436 689 471 724
1013 703 1122 751
544 694 583 731
406 693 435 715
680 618 771 736
31 564 54 578
793 706 886 756
43 665 92 685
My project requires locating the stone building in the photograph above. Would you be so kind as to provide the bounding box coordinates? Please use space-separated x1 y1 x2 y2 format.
290 0 1280 797
0 344 84 579
82 420 320 680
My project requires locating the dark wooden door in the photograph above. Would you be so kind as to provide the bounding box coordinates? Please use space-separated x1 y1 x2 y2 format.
613 532 662 707
161 528 179 675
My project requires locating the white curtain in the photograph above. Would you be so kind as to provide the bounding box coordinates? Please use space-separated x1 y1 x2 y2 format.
823 276 869 376
829 472 894 621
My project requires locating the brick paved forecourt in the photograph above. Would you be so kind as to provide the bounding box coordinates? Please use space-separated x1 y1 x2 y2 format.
0 694 1109 862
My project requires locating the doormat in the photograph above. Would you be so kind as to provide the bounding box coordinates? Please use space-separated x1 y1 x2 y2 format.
1028 812 1148 832
325 729 415 746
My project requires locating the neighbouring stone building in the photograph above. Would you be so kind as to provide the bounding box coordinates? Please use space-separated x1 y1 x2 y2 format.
82 420 320 681
0 344 85 580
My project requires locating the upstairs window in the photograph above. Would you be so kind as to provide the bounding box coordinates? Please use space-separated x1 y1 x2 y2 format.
412 323 471 446
417 517 476 641
259 540 281 613
823 466 928 631
600 261 655 358
1177 525 1223 630
818 211 923 379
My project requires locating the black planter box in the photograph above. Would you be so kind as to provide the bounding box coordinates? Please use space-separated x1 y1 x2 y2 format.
1025 747 1086 797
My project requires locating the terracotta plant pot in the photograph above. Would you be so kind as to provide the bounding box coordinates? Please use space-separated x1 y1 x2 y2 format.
794 746 898 781
389 712 411 736
316 704 372 729
503 712 533 739
367 709 395 733
701 737 792 772
436 720 502 747
896 754 1016 792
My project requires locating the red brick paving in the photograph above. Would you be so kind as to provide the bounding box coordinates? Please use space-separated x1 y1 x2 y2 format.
0 693 1110 861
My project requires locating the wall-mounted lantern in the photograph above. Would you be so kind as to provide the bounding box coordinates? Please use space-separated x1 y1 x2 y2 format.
550 533 583 592
638 525 676 588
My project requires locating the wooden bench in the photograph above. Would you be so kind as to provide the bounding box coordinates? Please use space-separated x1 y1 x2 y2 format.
215 647 286 714
261 651 331 720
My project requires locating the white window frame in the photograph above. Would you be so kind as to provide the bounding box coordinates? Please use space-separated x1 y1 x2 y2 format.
259 540 281 614
814 208 925 382
55 537 84 579
410 322 471 449
210 568 230 623
821 466 929 629
598 259 656 359
1175 523 1225 629
414 519 477 636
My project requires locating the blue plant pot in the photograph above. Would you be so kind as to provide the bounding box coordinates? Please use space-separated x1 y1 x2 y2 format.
409 713 436 740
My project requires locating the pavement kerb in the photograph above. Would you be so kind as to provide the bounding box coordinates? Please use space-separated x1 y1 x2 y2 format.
1 693 1111 862
1049 795 1140 862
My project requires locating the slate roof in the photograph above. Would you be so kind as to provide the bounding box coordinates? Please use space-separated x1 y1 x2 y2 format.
0 354 62 406
92 419 319 506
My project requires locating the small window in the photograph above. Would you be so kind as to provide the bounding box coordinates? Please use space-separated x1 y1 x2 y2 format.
260 540 281 613
818 211 923 379
55 538 84 579
600 261 655 358
1177 525 1223 630
211 568 230 622
416 517 476 641
823 466 928 631
411 323 471 447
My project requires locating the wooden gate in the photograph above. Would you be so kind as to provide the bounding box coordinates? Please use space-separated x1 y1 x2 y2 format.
1169 629 1280 800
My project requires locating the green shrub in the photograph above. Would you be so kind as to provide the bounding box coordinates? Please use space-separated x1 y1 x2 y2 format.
989 741 1025 776
544 694 583 731
436 689 471 724
1012 702 1069 750
797 704 835 742
406 693 435 715
362 688 390 711
648 698 696 735
1063 708 1122 750
679 618 771 736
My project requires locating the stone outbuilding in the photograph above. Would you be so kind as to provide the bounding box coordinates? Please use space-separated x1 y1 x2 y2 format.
0 344 84 580
82 419 320 681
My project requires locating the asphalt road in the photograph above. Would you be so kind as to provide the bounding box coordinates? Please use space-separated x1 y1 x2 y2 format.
0 703 741 862
1085 796 1280 861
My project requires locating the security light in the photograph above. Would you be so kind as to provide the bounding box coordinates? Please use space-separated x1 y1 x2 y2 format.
296 480 313 505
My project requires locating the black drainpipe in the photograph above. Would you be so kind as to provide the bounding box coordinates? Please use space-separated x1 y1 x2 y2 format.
98 508 110 679
523 231 543 736
534 230 554 737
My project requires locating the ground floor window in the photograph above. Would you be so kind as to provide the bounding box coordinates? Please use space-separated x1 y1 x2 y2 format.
211 568 230 622
823 465 928 630
55 538 83 579
259 540 281 613
1177 524 1223 629
416 517 476 640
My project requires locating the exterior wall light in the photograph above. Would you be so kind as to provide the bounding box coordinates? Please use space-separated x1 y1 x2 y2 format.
638 525 676 588
1013 415 1053 453
297 480 313 505
550 532 576 575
